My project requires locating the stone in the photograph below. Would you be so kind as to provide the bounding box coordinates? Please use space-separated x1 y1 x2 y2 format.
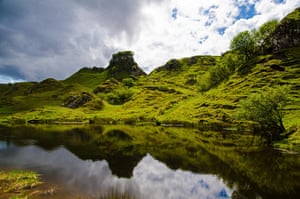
62 92 92 108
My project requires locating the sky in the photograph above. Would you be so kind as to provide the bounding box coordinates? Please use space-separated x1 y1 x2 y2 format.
0 0 300 83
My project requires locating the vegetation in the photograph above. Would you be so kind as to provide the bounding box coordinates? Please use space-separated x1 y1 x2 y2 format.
106 88 134 105
236 86 290 140
255 19 279 45
230 19 279 61
0 170 42 198
230 30 256 61
1 125 299 198
0 8 299 150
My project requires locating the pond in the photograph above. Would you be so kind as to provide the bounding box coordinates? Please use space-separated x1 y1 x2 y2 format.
0 125 299 199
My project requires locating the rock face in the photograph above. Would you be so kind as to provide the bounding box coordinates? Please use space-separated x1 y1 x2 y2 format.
263 7 300 53
62 92 92 108
107 51 145 80
155 59 182 72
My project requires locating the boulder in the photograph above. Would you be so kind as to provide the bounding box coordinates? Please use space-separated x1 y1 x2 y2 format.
62 92 92 108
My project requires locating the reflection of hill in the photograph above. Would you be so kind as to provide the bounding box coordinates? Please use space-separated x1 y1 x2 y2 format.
0 144 233 199
1 125 300 198
196 132 300 198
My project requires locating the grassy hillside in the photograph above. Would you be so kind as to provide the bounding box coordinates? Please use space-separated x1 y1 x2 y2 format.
0 8 299 150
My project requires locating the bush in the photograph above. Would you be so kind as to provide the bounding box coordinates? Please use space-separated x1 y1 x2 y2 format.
199 65 230 91
230 30 256 61
236 86 290 141
122 78 135 88
106 88 133 105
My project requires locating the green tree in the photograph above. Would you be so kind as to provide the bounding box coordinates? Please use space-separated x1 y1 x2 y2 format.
237 86 290 141
230 31 256 61
254 19 279 45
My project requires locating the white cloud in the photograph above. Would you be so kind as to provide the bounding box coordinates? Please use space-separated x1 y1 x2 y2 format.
133 154 233 199
0 0 299 80
1 145 233 199
110 0 300 73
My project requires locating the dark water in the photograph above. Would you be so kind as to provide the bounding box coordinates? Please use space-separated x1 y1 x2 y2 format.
0 125 299 199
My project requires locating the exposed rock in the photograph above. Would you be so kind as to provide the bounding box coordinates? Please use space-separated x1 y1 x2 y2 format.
155 59 182 72
62 92 92 108
164 59 181 70
263 7 300 53
188 56 198 66
107 51 145 80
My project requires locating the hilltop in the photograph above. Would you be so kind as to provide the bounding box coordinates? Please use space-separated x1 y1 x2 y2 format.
0 7 299 149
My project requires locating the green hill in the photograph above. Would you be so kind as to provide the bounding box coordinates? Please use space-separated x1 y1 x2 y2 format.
0 7 300 150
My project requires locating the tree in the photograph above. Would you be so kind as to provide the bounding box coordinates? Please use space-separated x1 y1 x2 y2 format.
230 30 256 60
230 20 279 60
254 19 279 45
236 86 290 141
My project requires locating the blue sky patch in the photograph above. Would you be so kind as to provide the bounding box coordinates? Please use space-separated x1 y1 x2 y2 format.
273 0 285 4
171 8 178 20
236 4 256 20
217 27 227 35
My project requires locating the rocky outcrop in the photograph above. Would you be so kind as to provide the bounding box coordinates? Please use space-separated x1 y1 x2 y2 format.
107 51 145 79
62 92 92 108
263 7 300 53
155 59 182 72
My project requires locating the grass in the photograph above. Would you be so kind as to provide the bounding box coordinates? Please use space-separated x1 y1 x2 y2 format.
0 9 300 150
1 47 299 135
0 170 42 199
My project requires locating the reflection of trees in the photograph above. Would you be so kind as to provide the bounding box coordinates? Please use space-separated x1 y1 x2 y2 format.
1 125 300 198
199 137 300 198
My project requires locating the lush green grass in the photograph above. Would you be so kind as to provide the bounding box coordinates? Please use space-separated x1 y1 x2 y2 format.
0 170 42 199
0 18 300 150
64 68 109 89
1 48 299 130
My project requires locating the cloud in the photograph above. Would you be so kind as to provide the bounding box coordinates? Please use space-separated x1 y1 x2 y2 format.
0 144 233 199
0 0 299 81
133 154 233 199
0 75 25 84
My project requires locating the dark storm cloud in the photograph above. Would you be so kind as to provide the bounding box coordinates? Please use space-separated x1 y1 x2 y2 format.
0 64 24 79
0 0 160 82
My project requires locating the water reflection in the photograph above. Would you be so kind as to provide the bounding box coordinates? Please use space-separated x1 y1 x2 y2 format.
133 154 232 199
0 125 299 199
0 145 232 199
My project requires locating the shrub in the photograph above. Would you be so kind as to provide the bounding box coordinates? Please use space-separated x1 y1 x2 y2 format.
198 65 230 91
122 78 135 88
106 88 133 105
230 30 257 61
236 86 290 141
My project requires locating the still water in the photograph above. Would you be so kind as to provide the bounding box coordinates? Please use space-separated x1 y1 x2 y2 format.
0 125 299 199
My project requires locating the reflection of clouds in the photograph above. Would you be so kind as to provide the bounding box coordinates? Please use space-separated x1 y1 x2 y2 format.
134 154 232 199
0 146 232 199
0 145 141 198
